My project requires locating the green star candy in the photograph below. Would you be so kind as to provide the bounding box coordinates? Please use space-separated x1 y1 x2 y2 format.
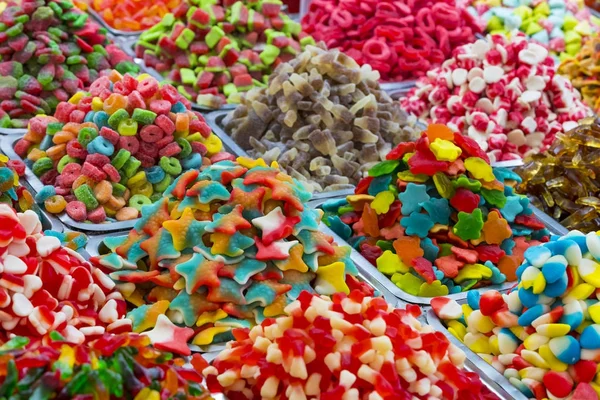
453 208 484 241
452 175 482 192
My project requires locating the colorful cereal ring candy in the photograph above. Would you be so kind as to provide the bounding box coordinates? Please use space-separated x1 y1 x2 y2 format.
17 73 234 223
135 0 313 108
0 0 139 128
0 333 211 397
90 159 373 346
434 230 600 400
204 290 498 399
321 124 549 298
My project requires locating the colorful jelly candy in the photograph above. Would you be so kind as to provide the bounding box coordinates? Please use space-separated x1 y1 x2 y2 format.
224 44 424 193
0 333 211 398
204 290 499 399
400 33 590 163
322 124 550 298
135 0 312 109
514 117 600 233
90 159 372 346
434 230 600 400
0 204 131 344
16 72 233 223
301 0 483 82
91 0 181 32
0 0 139 129
468 0 600 62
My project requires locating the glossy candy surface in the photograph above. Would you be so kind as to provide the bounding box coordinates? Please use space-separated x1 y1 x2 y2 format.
0 0 138 128
204 290 499 399
224 44 423 193
90 159 372 347
322 125 549 298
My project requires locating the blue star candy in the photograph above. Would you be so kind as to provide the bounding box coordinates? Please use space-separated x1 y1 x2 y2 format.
420 197 451 225
230 259 267 285
399 183 430 215
400 212 434 238
500 195 524 222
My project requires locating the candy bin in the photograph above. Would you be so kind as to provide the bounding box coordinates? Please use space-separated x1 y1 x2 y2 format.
558 34 600 114
319 124 550 305
222 45 425 194
88 159 377 350
400 34 591 163
203 289 508 399
0 333 212 398
466 0 600 62
514 117 600 233
88 0 181 34
4 72 237 230
134 0 312 110
0 0 139 131
301 0 483 83
430 230 600 400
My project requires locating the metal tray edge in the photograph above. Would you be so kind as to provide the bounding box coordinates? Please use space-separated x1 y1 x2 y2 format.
425 307 529 400
0 128 27 136
530 205 568 236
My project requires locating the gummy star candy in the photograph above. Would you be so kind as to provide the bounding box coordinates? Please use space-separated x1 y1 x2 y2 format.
91 159 371 347
204 290 498 399
322 125 549 298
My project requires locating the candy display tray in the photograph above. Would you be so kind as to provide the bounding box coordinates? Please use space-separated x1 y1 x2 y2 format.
0 128 247 234
426 304 529 400
87 8 144 38
205 110 358 202
0 128 26 136
310 196 569 306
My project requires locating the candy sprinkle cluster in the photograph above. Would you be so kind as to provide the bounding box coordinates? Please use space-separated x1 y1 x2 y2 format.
400 33 590 162
0 333 212 399
204 290 498 400
17 72 232 224
322 124 549 298
91 159 372 349
0 204 131 344
433 230 600 400
0 0 139 128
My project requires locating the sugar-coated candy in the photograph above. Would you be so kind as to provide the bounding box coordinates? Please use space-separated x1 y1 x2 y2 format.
0 154 33 212
0 333 211 399
434 230 600 400
0 0 139 128
224 44 424 193
18 72 233 223
204 290 498 399
301 0 483 82
322 124 549 298
400 33 590 163
90 159 372 346
135 0 312 109
0 204 131 344
515 117 600 233
91 0 181 32
558 34 600 113
467 0 600 62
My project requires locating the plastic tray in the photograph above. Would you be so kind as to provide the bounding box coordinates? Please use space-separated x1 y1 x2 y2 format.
1 128 247 233
426 305 529 400
87 8 143 37
311 196 568 306
205 110 360 202
0 127 27 136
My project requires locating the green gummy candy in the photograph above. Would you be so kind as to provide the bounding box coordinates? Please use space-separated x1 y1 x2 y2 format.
131 108 157 125
206 26 225 49
564 29 582 45
564 14 579 31
108 109 130 129
259 44 280 65
123 157 141 178
394 273 422 296
0 76 18 90
300 36 316 47
175 28 195 49
180 68 196 85
5 23 23 37
418 280 449 297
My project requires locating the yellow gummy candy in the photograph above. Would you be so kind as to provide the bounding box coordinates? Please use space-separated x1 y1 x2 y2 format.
376 250 409 275
196 309 228 327
588 303 600 324
532 272 546 294
565 283 595 303
68 92 86 104
521 349 549 369
464 157 495 182
237 156 268 169
193 326 231 345
539 344 568 372
203 134 223 156
134 389 160 400
136 73 152 81
371 191 395 214
430 138 462 162
91 97 104 111
536 323 571 338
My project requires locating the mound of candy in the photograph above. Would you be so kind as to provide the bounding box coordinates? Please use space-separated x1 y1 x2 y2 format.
433 230 600 400
91 0 181 32
400 33 590 163
135 0 312 109
204 290 498 399
0 0 139 129
0 204 131 344
223 45 423 193
301 0 482 82
90 159 372 347
0 154 33 212
558 34 600 113
16 72 233 224
514 117 600 233
322 124 549 298
0 333 211 399
467 0 600 61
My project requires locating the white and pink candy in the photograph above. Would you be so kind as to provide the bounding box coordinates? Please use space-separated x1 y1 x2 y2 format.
400 33 590 163
0 204 131 344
